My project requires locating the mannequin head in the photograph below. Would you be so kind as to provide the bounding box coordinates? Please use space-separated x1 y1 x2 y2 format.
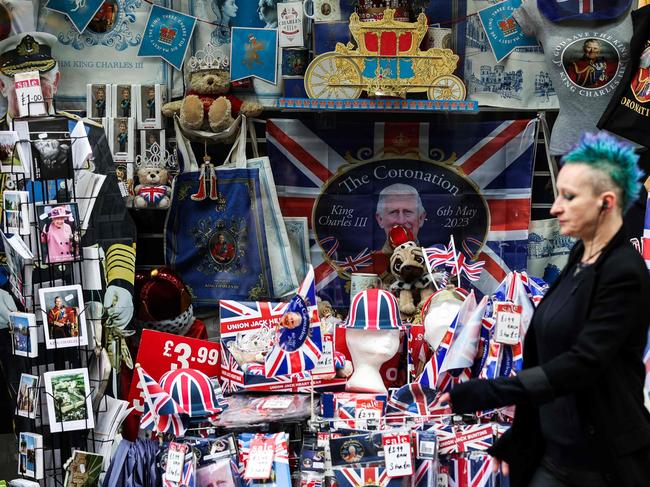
345 328 400 394
422 289 464 350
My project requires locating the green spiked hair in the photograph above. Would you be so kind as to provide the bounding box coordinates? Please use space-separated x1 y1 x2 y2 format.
561 132 643 211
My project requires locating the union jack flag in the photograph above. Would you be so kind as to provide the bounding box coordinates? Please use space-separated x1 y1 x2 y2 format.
137 366 188 436
333 396 384 430
423 243 455 272
411 459 435 487
450 253 485 282
159 368 227 419
267 119 538 306
442 454 493 487
386 383 440 418
334 466 401 487
334 248 372 272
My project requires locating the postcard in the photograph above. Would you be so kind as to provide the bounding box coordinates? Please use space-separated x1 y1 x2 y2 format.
39 284 88 350
44 368 94 433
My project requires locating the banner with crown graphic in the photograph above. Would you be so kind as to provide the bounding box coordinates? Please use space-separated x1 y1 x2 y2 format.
45 0 105 33
138 4 196 70
477 0 538 63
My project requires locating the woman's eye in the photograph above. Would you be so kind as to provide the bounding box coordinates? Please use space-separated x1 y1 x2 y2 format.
563 193 575 201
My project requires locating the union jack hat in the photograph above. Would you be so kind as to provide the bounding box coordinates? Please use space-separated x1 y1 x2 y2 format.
159 368 228 419
342 289 405 330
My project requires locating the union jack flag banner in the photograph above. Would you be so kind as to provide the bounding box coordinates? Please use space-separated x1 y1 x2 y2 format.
334 466 402 487
267 118 538 307
220 266 336 392
440 453 494 487
423 242 455 274
538 0 631 22
343 288 404 330
238 432 290 487
159 368 228 419
137 366 188 437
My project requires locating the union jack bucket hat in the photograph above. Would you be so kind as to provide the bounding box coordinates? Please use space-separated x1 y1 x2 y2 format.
342 288 405 330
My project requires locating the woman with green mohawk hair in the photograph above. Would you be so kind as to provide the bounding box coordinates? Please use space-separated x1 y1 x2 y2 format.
440 132 650 487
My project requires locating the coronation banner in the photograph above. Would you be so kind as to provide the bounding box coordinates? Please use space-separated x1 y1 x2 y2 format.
266 118 538 307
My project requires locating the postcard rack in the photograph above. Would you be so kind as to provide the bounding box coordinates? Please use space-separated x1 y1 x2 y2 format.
4 99 126 486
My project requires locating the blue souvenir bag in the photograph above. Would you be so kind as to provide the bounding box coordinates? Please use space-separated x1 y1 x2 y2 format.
165 124 274 307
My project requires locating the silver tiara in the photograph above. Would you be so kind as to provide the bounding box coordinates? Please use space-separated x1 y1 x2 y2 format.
188 43 230 72
134 142 176 170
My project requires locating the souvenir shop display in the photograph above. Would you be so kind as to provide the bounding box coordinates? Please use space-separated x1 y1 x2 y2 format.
2 0 650 486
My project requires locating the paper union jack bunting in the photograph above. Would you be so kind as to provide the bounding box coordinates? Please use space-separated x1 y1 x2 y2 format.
137 366 188 437
436 423 495 454
343 288 404 330
334 466 402 487
159 368 228 419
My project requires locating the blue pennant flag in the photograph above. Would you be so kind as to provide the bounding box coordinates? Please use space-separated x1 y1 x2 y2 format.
538 0 632 23
45 0 105 33
478 0 538 63
138 5 196 71
230 27 279 84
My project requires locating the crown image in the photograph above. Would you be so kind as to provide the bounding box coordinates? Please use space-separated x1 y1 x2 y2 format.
499 17 517 36
159 26 177 45
188 42 230 72
135 142 176 170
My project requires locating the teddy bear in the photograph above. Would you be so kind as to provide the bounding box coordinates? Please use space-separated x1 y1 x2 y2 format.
133 142 174 209
161 43 263 133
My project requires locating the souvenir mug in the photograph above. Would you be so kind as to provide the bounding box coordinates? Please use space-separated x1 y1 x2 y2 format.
350 273 382 297
282 48 310 76
303 0 342 22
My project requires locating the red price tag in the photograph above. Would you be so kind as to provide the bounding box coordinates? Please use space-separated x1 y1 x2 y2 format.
127 330 221 414
382 433 413 477
244 437 275 480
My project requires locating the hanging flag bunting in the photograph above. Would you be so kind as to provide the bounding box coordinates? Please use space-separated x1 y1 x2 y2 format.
477 0 539 63
230 27 279 84
138 4 197 71
45 0 105 33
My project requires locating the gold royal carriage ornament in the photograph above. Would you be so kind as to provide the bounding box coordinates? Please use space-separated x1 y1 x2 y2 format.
304 8 466 101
